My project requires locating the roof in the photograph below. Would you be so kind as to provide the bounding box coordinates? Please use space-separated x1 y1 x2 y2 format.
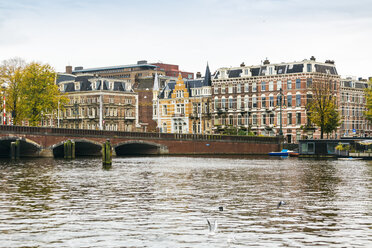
72 64 158 73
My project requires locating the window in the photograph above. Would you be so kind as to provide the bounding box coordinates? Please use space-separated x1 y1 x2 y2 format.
214 97 219 110
252 95 257 108
307 64 312 72
221 97 226 109
228 97 233 109
306 78 312 88
296 79 301 89
269 67 273 75
287 113 292 125
261 81 266 91
221 85 226 94
270 113 274 125
228 85 233 93
244 69 249 75
296 94 301 107
252 114 257 125
163 105 167 115
287 80 292 90
269 95 274 107
244 83 249 92
261 96 266 108
277 81 282 90
252 82 257 92
262 113 266 125
214 86 219 94
296 112 301 125
287 95 292 107
237 83 241 93
269 81 274 91
237 96 242 109
244 95 249 109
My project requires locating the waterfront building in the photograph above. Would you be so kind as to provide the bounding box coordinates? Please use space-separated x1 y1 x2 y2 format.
153 65 212 134
212 57 340 143
151 63 194 79
66 60 165 86
56 74 138 131
340 77 372 137
133 75 177 132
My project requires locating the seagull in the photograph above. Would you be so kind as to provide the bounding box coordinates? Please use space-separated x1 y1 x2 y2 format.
207 218 218 235
277 201 286 208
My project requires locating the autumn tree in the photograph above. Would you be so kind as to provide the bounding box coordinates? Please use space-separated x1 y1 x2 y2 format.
307 78 341 139
0 57 26 125
20 62 65 126
364 78 372 123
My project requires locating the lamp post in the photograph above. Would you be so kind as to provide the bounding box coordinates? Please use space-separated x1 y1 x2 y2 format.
279 88 283 136
1 83 7 125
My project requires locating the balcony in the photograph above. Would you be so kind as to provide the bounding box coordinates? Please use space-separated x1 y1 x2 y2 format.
172 113 185 117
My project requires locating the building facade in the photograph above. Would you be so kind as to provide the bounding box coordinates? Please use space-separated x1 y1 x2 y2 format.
57 74 138 131
151 63 194 79
340 77 372 137
67 60 165 86
212 57 340 143
153 65 212 134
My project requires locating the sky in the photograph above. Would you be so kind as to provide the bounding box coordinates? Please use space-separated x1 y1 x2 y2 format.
0 0 371 78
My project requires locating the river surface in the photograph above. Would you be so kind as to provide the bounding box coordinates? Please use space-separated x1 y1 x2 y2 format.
0 156 371 247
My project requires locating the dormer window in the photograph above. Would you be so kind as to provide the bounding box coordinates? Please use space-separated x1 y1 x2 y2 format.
75 82 80 91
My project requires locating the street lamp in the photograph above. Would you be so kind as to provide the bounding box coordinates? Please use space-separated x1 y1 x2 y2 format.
279 88 283 136
1 83 7 125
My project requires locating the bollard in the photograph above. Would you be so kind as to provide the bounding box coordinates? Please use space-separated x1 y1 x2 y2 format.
10 139 20 159
102 139 112 167
64 140 75 159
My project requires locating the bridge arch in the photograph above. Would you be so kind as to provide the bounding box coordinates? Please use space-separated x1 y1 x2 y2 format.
114 141 168 156
51 139 102 158
0 136 42 158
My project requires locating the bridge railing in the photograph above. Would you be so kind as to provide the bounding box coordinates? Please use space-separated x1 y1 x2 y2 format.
0 125 279 143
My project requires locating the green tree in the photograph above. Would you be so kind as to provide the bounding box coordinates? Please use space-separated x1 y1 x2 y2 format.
364 78 372 123
0 57 26 125
20 62 64 126
307 79 341 139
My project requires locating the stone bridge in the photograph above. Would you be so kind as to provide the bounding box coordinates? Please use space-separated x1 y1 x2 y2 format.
0 125 280 158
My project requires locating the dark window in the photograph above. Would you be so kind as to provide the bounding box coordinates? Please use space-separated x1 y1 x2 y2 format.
296 94 301 107
296 79 301 89
306 78 312 88
287 113 292 125
296 112 301 124
287 95 292 107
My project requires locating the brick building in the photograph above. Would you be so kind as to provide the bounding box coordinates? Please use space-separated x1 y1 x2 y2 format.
56 74 138 131
340 77 372 137
67 60 165 86
151 63 194 79
212 57 340 143
153 65 212 134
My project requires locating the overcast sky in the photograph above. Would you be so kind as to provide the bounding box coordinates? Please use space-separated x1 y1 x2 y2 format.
0 0 371 78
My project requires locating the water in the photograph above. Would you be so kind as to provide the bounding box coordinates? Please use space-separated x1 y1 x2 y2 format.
0 156 371 247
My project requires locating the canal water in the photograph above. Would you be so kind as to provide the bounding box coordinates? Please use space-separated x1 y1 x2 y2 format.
0 156 371 247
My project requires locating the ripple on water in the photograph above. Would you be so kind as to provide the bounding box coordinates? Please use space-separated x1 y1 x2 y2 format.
0 157 371 247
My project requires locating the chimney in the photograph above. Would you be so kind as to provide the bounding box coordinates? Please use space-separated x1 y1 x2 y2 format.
196 72 202 78
325 60 335 64
310 56 316 61
263 59 270 65
66 65 72 74
240 62 245 67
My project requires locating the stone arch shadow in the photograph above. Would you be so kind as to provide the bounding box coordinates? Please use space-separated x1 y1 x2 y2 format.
114 141 168 156
0 136 42 158
50 139 103 158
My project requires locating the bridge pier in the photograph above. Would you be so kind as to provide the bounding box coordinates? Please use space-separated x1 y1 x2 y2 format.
10 140 20 159
102 139 112 167
64 140 75 159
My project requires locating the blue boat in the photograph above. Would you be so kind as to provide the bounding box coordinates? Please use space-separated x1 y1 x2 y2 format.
269 149 290 156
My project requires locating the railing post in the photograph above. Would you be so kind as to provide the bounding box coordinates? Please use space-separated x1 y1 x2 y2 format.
10 139 20 159
102 139 112 168
64 140 75 159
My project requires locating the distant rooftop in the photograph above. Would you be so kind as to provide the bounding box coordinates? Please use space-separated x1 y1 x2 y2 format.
72 60 158 73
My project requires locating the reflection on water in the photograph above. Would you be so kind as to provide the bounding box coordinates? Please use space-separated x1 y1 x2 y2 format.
0 157 371 247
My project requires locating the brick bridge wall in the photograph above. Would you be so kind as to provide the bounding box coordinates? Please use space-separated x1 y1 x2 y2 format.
0 126 280 157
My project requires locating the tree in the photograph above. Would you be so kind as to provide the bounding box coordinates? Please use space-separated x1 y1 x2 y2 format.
0 58 26 125
364 79 372 123
307 79 341 139
20 62 65 126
